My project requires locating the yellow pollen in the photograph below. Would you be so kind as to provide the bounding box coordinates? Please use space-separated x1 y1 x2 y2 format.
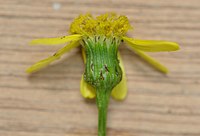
69 13 132 37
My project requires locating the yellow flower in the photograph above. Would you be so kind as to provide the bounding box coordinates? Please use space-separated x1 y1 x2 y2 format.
27 13 179 100
26 13 179 136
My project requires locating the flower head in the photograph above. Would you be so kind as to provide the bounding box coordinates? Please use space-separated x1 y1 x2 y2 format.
69 13 132 37
26 13 179 136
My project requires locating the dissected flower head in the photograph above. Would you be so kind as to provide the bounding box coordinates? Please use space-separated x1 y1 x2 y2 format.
26 13 180 136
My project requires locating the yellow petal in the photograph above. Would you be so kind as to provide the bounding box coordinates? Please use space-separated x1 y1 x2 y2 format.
111 52 127 100
123 36 179 52
80 75 96 99
80 48 96 99
30 34 82 45
26 41 80 73
131 48 169 73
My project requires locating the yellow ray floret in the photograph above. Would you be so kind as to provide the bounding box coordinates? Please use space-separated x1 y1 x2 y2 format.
26 41 80 73
131 48 169 73
80 75 96 99
111 52 127 100
70 13 132 37
123 36 179 52
80 48 96 99
30 34 82 45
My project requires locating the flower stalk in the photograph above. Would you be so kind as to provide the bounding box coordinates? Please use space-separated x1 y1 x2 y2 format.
96 88 110 136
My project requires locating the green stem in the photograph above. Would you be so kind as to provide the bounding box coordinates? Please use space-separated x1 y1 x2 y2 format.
98 104 107 136
96 88 111 136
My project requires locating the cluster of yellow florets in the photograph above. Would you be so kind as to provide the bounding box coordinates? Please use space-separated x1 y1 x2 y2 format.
69 13 132 37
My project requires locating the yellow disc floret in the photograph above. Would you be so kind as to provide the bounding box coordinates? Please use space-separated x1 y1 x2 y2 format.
69 13 132 37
